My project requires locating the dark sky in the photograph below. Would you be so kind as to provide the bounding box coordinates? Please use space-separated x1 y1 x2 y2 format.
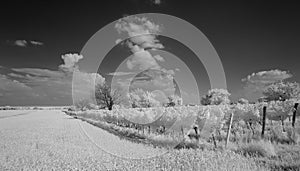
0 0 300 105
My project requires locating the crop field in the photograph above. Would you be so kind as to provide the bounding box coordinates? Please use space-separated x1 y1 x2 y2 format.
0 109 267 171
1 100 300 170
65 100 300 170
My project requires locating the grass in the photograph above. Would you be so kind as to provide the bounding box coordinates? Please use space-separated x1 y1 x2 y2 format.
111 148 265 171
65 109 300 171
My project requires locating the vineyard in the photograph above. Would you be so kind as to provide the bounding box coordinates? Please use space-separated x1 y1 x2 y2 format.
64 99 300 170
65 99 300 147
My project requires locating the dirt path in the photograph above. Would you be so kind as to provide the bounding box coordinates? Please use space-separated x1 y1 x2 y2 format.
0 110 166 170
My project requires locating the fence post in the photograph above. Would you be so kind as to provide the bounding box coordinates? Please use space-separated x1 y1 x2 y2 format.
292 103 299 128
181 126 184 139
225 112 234 148
148 126 151 134
261 106 267 138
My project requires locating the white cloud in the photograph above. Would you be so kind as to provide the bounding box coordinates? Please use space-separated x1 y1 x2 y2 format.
115 38 122 44
241 69 292 101
152 0 162 5
127 49 161 70
153 55 165 62
10 40 44 47
242 69 292 84
115 16 165 71
0 53 106 105
30 40 44 46
107 72 135 76
59 53 83 72
14 40 28 47
7 73 26 78
12 68 64 78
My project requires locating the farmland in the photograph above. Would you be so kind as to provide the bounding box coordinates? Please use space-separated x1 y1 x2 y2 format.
0 109 265 170
65 100 300 170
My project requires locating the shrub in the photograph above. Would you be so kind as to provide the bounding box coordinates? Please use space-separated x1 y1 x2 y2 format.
201 89 231 105
236 140 276 158
128 88 160 108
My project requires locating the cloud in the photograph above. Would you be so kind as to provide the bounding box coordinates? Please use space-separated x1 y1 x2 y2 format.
30 40 44 46
59 53 83 72
12 68 64 78
7 73 26 78
152 0 162 5
242 69 292 84
241 69 292 101
8 40 44 47
127 49 161 70
0 74 41 105
0 53 106 105
107 72 135 76
116 16 167 71
153 55 165 62
14 40 28 47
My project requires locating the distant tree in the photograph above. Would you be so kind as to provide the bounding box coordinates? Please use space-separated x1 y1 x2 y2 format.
74 98 90 111
128 88 160 108
201 89 231 105
263 81 300 102
165 95 183 107
95 83 122 110
238 98 249 104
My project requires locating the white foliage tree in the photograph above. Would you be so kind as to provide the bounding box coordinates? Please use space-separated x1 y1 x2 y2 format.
128 88 160 108
201 89 231 105
165 95 183 107
263 81 300 102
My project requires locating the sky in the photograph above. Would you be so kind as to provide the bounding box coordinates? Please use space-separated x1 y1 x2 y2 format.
0 0 300 106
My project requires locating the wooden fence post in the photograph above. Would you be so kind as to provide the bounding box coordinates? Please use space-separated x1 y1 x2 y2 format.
181 126 184 139
148 126 151 134
261 106 267 138
292 103 299 128
225 112 234 148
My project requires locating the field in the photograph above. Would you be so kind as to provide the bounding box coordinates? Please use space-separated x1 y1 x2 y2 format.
64 100 300 170
0 109 266 170
1 101 300 170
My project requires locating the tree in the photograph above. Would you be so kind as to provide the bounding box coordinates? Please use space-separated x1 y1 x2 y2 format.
95 83 122 110
238 98 249 104
165 95 183 107
74 98 90 111
263 81 300 102
128 88 160 108
201 89 231 105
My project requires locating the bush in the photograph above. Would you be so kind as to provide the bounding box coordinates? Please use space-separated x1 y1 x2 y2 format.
236 140 276 158
128 88 160 108
201 89 231 105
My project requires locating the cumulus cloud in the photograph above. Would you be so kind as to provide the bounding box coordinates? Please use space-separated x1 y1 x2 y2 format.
30 40 44 46
241 69 292 101
153 55 165 62
12 68 64 78
59 53 83 72
0 74 42 105
107 72 135 76
0 53 106 105
152 0 162 5
242 69 292 84
9 40 44 47
14 40 28 47
126 49 161 70
115 16 166 71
